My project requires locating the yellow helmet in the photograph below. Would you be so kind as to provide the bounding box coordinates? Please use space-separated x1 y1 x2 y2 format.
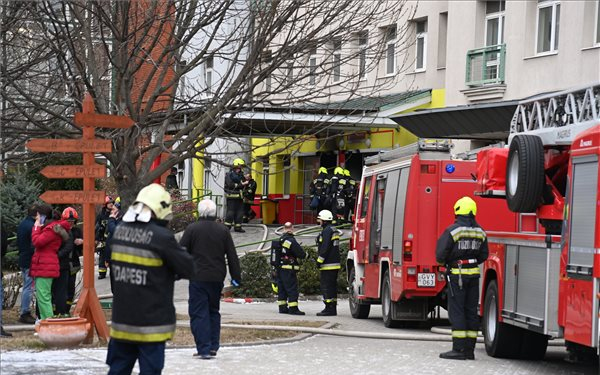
134 183 173 220
334 167 344 175
317 209 333 221
318 167 328 174
343 169 350 177
454 196 477 216
233 158 245 167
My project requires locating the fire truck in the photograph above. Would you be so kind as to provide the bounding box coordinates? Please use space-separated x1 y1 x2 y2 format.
347 140 518 327
476 83 600 362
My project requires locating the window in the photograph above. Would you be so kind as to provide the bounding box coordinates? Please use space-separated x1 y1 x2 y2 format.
415 20 427 71
385 25 397 75
205 57 214 93
332 37 342 82
261 158 269 196
486 0 505 46
437 12 448 69
357 31 368 80
203 159 211 190
283 158 291 195
536 0 560 53
308 46 317 86
360 177 372 218
262 51 272 92
596 0 600 44
285 62 293 85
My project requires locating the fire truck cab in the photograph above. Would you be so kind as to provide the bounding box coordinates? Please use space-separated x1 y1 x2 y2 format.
348 140 518 327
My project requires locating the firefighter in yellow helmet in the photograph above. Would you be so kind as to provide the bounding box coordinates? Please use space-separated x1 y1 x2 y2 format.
106 184 195 373
309 166 330 212
342 169 356 222
328 167 347 224
315 209 341 316
436 196 488 360
224 158 248 232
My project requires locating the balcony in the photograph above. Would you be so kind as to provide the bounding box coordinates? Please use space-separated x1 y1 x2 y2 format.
465 44 506 87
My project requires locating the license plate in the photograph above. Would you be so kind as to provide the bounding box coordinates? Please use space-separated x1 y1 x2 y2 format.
417 273 435 287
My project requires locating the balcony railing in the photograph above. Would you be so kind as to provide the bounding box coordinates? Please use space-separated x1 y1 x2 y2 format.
465 44 506 87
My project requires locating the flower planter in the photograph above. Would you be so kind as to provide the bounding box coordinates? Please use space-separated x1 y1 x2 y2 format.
35 317 91 348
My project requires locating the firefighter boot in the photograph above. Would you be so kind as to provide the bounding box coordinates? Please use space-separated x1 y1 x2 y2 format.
439 338 467 360
464 338 476 360
316 302 337 316
288 306 306 316
278 303 289 314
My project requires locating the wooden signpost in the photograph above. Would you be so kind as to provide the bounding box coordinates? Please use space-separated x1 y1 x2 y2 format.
26 93 134 342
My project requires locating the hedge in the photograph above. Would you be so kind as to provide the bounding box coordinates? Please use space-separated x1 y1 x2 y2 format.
232 242 349 298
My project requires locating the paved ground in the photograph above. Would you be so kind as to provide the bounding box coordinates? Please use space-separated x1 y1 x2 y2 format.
1 224 598 374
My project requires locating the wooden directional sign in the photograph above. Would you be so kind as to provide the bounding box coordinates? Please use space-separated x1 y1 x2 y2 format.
40 190 106 204
40 165 106 179
74 112 135 129
26 139 112 153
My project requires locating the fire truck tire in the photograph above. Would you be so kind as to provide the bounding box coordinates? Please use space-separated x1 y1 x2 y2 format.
506 134 545 213
382 271 401 328
349 269 370 319
482 280 523 358
519 330 548 360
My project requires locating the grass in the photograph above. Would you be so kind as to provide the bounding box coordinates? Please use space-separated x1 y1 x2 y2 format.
1 305 326 351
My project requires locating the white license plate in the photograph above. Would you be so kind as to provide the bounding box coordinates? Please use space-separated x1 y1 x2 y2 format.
417 273 435 287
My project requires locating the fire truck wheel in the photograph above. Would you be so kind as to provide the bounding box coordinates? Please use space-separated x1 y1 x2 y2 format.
482 280 523 358
349 268 370 319
506 134 545 213
519 330 548 360
382 270 401 328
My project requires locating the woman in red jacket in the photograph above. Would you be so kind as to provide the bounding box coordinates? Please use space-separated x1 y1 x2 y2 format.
31 205 70 320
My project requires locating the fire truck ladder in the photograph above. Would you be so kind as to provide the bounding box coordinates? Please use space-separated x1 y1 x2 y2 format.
509 83 600 146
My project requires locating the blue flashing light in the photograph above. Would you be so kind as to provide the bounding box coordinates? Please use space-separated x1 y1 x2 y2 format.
445 164 456 174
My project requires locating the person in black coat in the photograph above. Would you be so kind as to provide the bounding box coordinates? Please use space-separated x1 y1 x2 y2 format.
180 199 241 360
275 222 307 315
16 206 37 323
52 208 79 316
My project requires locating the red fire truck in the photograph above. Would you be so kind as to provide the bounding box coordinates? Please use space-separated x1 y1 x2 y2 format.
476 84 600 362
347 140 517 327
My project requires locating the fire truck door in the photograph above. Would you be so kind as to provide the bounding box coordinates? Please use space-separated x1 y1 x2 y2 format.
565 156 599 348
369 175 387 262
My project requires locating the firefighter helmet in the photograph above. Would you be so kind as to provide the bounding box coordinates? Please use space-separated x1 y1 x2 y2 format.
334 167 344 175
114 196 121 209
317 209 333 221
233 158 245 167
343 169 350 177
454 196 477 216
61 207 79 220
318 167 328 174
134 183 173 220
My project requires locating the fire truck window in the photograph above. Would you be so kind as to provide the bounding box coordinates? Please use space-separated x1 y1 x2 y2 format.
375 178 386 249
360 178 371 218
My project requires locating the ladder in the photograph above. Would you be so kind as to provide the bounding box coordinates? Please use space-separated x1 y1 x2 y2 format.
509 83 600 146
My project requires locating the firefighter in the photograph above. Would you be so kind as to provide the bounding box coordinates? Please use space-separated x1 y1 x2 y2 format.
315 209 341 316
242 172 257 223
309 167 330 212
95 196 114 279
436 196 488 360
343 169 356 222
328 167 347 224
106 183 194 374
275 222 307 315
224 158 248 233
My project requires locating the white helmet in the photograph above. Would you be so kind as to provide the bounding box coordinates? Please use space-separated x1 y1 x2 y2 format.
123 183 172 222
317 209 333 221
197 199 217 218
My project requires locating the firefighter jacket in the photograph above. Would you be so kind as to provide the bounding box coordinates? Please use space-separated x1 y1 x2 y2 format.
316 224 341 270
309 172 330 198
435 215 489 277
108 220 195 343
95 208 110 242
224 169 245 199
243 179 257 204
345 178 357 200
278 232 307 271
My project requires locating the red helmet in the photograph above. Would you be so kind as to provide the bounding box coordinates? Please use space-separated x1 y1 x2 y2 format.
61 207 79 220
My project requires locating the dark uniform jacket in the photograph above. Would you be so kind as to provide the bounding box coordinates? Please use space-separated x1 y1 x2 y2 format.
243 179 257 204
309 172 330 198
108 220 194 343
17 216 35 269
278 233 307 271
95 209 111 242
224 169 245 199
435 215 489 277
179 218 242 283
316 224 341 270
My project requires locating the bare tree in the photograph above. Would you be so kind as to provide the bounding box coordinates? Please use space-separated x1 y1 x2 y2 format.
0 0 416 203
